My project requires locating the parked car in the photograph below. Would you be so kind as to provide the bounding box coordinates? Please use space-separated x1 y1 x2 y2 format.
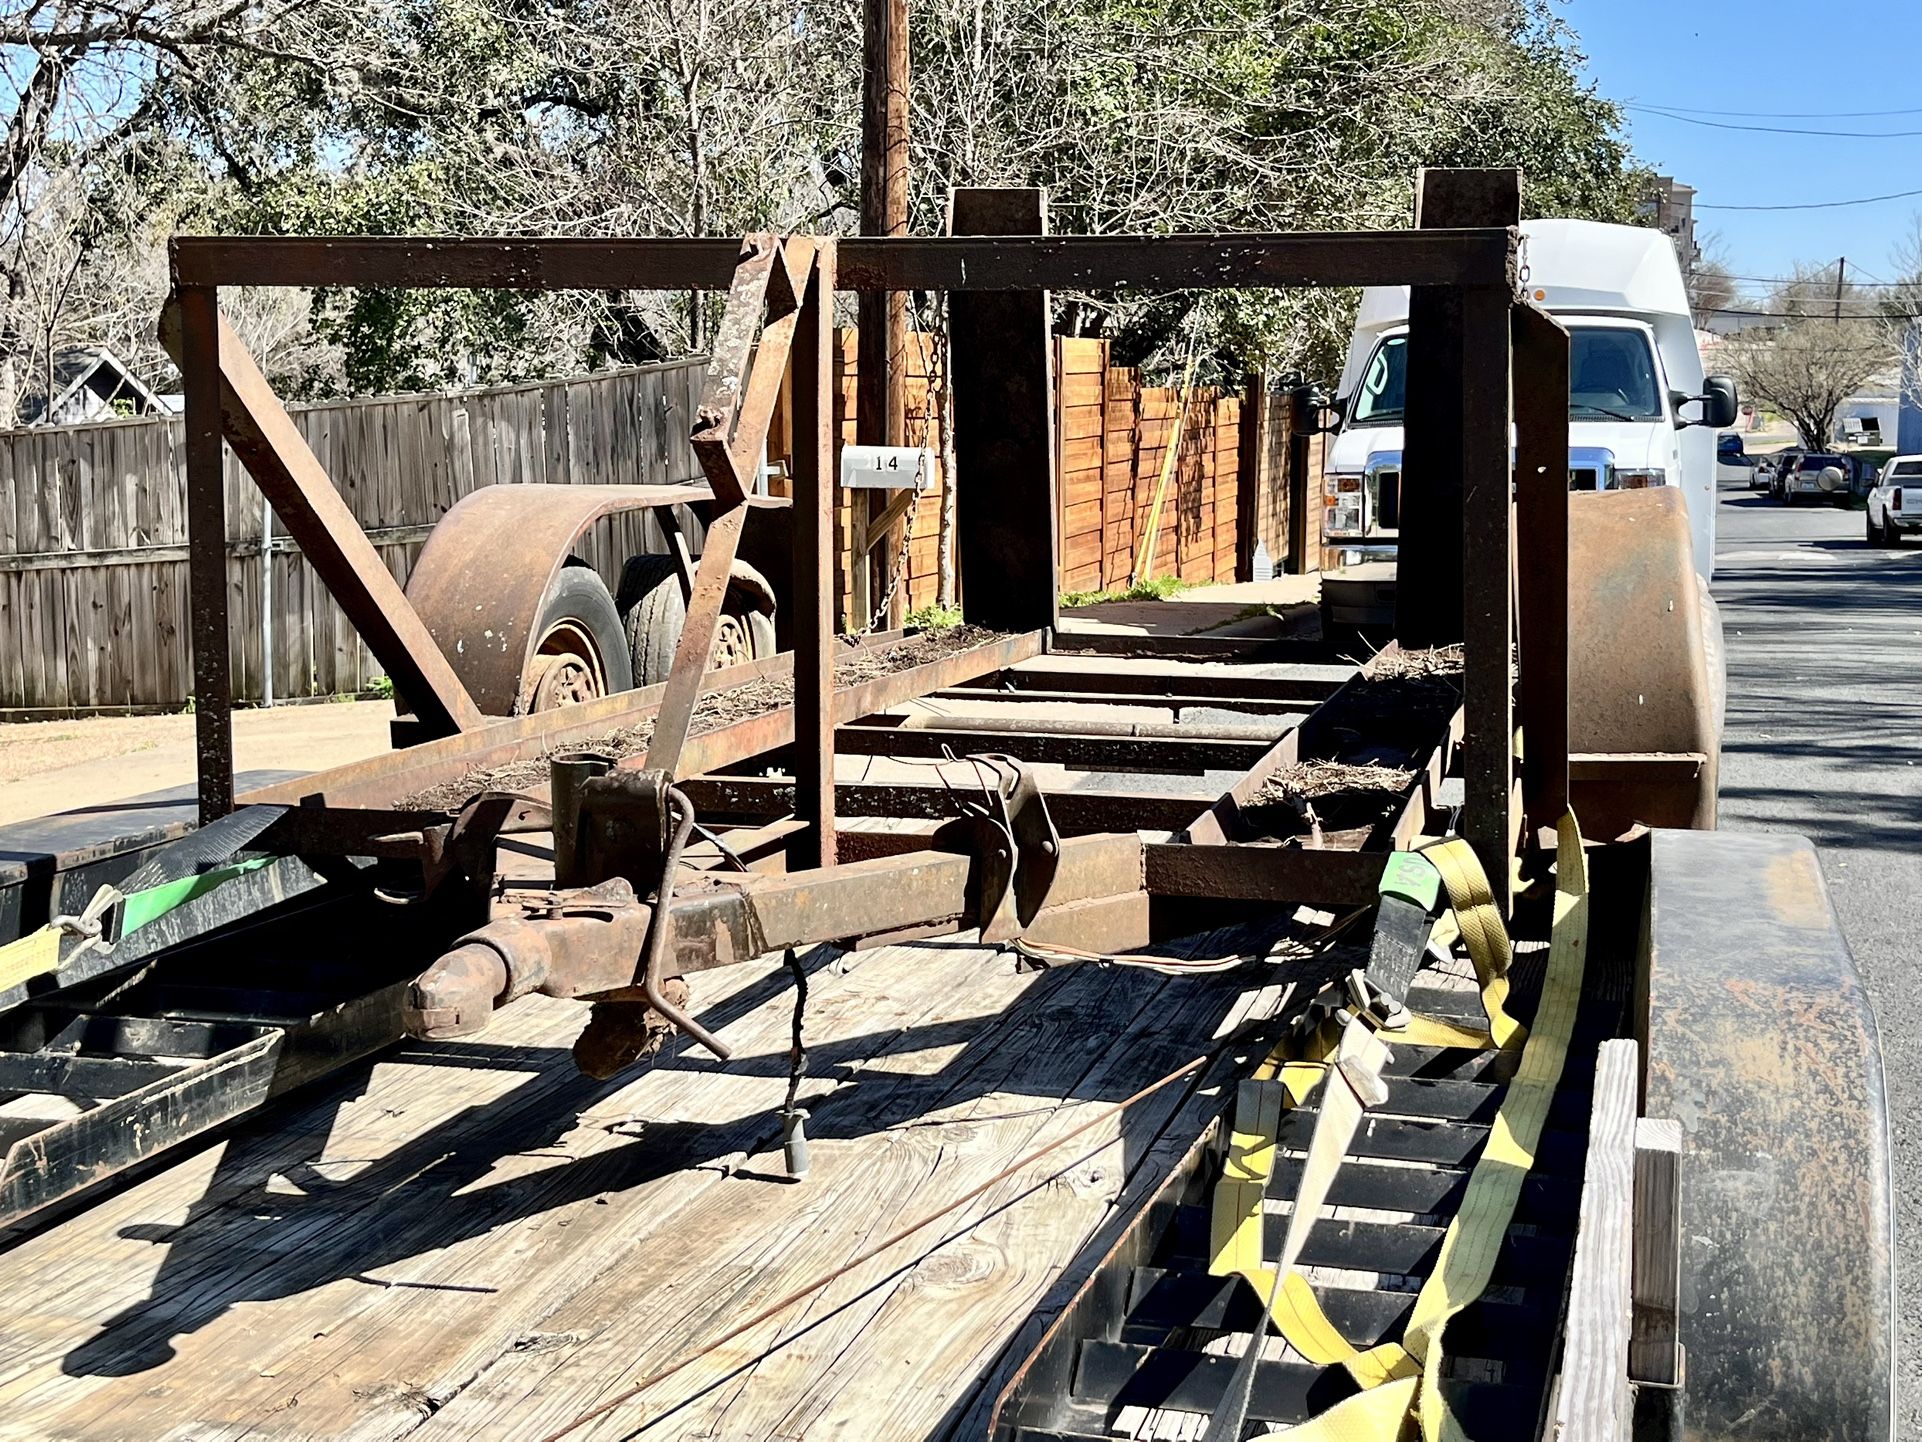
1775 451 1853 506
1866 455 1922 546
1716 434 1760 489
1769 449 1802 501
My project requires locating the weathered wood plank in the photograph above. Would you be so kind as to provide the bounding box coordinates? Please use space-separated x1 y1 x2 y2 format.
1553 1037 1639 1441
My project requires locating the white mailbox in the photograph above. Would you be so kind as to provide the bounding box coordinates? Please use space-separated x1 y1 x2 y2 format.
840 445 935 492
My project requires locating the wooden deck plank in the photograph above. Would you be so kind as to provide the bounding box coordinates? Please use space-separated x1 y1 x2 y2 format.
0 919 1308 1442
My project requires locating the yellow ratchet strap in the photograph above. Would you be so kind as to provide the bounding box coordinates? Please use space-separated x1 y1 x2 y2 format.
1253 811 1591 1442
0 926 61 992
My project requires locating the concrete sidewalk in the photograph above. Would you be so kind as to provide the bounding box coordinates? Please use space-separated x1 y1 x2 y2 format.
1059 574 1321 638
0 701 396 825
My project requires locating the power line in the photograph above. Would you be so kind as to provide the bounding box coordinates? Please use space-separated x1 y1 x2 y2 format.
1629 101 1922 119
1625 105 1922 139
1696 187 1922 212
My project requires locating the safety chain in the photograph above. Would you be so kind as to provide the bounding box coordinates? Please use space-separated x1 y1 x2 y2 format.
858 458 920 636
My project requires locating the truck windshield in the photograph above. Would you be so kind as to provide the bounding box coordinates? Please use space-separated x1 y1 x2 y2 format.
1349 327 1667 426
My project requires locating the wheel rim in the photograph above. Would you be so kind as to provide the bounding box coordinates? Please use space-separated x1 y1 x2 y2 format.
526 619 607 711
711 614 753 670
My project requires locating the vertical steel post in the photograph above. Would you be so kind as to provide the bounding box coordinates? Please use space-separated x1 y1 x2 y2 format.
791 243 839 870
259 490 274 707
1397 168 1521 647
180 285 234 823
948 188 1059 635
1513 303 1571 829
1461 284 1515 912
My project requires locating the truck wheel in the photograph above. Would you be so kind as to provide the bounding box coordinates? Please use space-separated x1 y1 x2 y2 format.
1866 511 1885 546
520 561 632 713
619 554 686 687
618 554 780 685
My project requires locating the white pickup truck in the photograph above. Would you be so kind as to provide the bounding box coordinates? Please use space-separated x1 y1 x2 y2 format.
1866 455 1922 546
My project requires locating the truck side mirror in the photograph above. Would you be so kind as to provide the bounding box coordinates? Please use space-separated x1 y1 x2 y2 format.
1689 375 1739 430
1290 384 1342 434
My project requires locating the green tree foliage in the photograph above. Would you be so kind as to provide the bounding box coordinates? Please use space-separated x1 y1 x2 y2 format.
5 0 1645 398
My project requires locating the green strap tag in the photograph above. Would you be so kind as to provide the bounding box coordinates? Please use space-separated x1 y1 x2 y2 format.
1378 850 1442 914
118 857 276 935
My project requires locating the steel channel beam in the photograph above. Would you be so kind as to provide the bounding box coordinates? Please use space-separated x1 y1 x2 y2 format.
1141 841 1387 907
170 231 1519 293
1045 633 1339 664
982 664 1347 701
681 776 1214 836
790 242 837 869
1459 285 1516 913
950 189 1059 633
238 630 1043 812
661 628 1045 780
835 724 1276 774
889 712 1292 743
929 688 1318 717
649 239 805 777
1513 303 1572 827
237 649 795 809
1180 729 1302 847
178 285 234 824
669 832 1145 967
160 301 482 740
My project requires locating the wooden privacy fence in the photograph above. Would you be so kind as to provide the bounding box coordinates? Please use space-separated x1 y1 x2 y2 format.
0 359 706 712
0 336 1313 713
824 334 1301 620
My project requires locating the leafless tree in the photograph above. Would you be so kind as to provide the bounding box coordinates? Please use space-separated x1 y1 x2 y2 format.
1724 320 1892 450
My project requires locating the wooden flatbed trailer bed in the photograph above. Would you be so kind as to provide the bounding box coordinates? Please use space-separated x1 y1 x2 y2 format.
0 182 1895 1440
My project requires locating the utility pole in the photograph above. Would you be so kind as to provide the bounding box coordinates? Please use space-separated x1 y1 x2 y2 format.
1834 258 1847 321
858 0 910 628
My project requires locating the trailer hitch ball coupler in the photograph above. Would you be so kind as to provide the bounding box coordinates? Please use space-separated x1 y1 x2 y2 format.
406 942 511 1039
404 881 657 1041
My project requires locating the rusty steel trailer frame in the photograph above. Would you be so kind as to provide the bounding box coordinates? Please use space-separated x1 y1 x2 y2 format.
167 209 1568 901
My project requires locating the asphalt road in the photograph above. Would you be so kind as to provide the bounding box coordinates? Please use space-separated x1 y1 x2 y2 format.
1710 477 1922 1435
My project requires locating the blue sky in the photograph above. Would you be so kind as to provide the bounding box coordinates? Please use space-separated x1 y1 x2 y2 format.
1563 0 1922 301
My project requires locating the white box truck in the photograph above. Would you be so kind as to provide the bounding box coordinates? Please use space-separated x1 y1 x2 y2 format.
1321 219 1736 579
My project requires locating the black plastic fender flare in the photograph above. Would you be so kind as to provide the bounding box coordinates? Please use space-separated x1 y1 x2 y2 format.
1642 828 1894 1440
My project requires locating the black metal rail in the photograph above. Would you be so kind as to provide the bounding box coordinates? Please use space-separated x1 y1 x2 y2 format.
991 901 1636 1441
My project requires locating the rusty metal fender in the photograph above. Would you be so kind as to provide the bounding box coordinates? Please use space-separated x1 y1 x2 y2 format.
1568 488 1720 833
1642 828 1893 1441
404 483 715 716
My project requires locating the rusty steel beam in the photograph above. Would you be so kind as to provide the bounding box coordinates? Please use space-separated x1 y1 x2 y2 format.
650 238 816 779
159 300 483 739
928 687 1317 718
178 285 234 824
681 775 1213 837
950 189 1059 634
1460 283 1516 913
170 232 1519 294
790 241 837 870
835 724 1276 774
238 630 1042 813
1180 729 1302 847
1513 302 1572 827
985 662 1348 701
1143 840 1389 907
238 650 795 810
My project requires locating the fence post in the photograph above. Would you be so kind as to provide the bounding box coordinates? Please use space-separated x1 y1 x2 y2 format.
1236 373 1264 581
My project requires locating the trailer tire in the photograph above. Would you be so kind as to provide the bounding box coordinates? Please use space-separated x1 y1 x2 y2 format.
620 553 779 684
619 554 686 687
521 561 632 713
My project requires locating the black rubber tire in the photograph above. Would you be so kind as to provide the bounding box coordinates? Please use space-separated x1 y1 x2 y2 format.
1866 512 1883 546
529 561 633 706
618 553 686 687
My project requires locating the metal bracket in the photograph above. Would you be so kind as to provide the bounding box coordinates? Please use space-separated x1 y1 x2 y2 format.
932 755 1062 943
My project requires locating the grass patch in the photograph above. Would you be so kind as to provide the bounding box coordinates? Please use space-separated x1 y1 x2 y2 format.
1060 576 1189 608
904 602 964 630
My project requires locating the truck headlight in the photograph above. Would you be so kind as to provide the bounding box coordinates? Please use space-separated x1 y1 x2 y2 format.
1616 468 1667 489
